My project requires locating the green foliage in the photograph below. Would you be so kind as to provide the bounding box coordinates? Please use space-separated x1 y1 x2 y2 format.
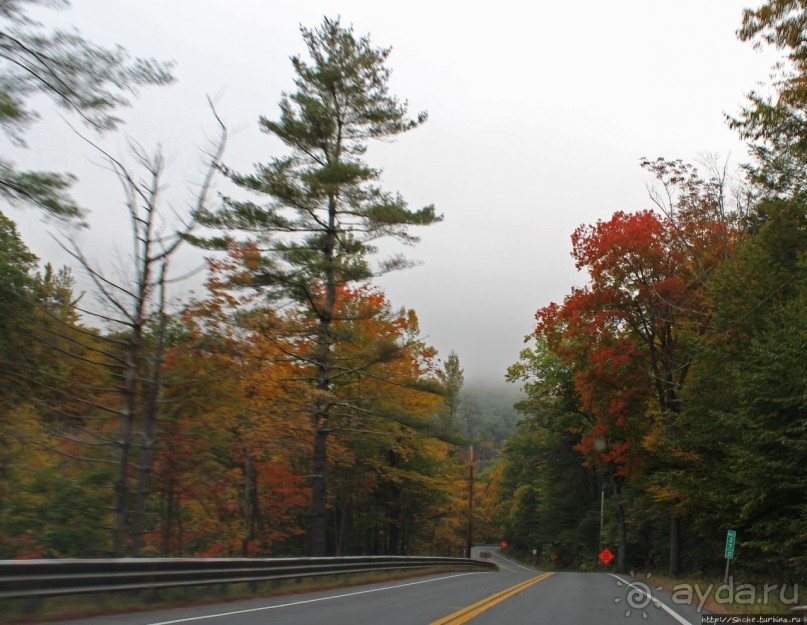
436 350 464 435
732 1 807 198
667 198 807 579
492 337 600 568
0 464 112 558
200 16 440 296
0 210 37 290
0 163 80 220
457 383 521 444
0 210 38 400
0 0 173 218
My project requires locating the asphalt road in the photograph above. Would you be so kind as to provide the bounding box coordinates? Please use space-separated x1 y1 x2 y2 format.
46 552 708 625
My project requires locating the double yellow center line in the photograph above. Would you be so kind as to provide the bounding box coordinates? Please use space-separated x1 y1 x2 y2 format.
430 572 554 625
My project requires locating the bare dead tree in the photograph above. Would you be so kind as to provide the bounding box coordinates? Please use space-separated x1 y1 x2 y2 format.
49 105 227 555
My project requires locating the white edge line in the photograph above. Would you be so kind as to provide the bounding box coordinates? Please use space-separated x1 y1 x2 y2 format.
492 552 535 572
146 572 479 625
608 573 693 625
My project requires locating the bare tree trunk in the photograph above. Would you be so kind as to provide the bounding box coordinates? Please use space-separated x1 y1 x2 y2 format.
670 515 681 576
242 451 253 556
336 483 351 556
311 194 338 557
112 331 140 557
131 266 168 556
160 477 173 556
311 424 329 556
84 111 225 555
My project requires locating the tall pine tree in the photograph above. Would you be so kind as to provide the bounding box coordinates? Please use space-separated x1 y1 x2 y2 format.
197 17 440 555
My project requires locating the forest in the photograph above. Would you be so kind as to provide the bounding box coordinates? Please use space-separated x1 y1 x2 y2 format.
491 1 807 582
0 0 804 589
0 5 511 561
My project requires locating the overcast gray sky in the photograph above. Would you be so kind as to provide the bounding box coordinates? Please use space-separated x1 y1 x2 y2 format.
8 0 775 386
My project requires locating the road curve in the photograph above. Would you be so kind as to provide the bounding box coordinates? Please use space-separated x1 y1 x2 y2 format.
46 553 707 625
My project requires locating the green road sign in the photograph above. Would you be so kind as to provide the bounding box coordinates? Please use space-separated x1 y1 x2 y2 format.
725 530 736 559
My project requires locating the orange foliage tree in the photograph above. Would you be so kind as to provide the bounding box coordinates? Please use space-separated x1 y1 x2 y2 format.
148 254 312 556
305 284 457 555
147 251 456 557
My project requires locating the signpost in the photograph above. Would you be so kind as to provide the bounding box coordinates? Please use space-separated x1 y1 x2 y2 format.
724 530 736 583
466 446 474 559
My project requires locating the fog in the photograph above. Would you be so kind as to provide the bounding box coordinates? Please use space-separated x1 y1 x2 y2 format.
7 0 775 385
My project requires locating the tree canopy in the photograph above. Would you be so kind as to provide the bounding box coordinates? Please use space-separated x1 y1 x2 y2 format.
0 0 172 218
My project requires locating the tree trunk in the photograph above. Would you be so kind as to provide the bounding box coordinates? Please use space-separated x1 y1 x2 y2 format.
670 514 681 576
612 479 627 573
336 482 352 556
161 478 173 556
112 413 133 557
242 451 253 556
310 193 338 556
311 424 329 555
131 272 168 556
112 332 140 557
131 386 158 555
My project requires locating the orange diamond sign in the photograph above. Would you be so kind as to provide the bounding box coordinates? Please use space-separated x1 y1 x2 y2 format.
599 548 615 565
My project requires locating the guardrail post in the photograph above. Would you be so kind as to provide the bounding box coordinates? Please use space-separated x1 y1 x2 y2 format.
139 588 159 603
24 596 42 616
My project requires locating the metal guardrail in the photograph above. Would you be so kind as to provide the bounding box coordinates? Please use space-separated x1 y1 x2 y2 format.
0 555 497 600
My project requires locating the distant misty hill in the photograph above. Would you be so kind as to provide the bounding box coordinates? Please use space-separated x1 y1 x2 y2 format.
457 381 525 445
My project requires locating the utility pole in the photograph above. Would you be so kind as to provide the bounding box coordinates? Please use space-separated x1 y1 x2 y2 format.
466 445 474 559
599 489 605 551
